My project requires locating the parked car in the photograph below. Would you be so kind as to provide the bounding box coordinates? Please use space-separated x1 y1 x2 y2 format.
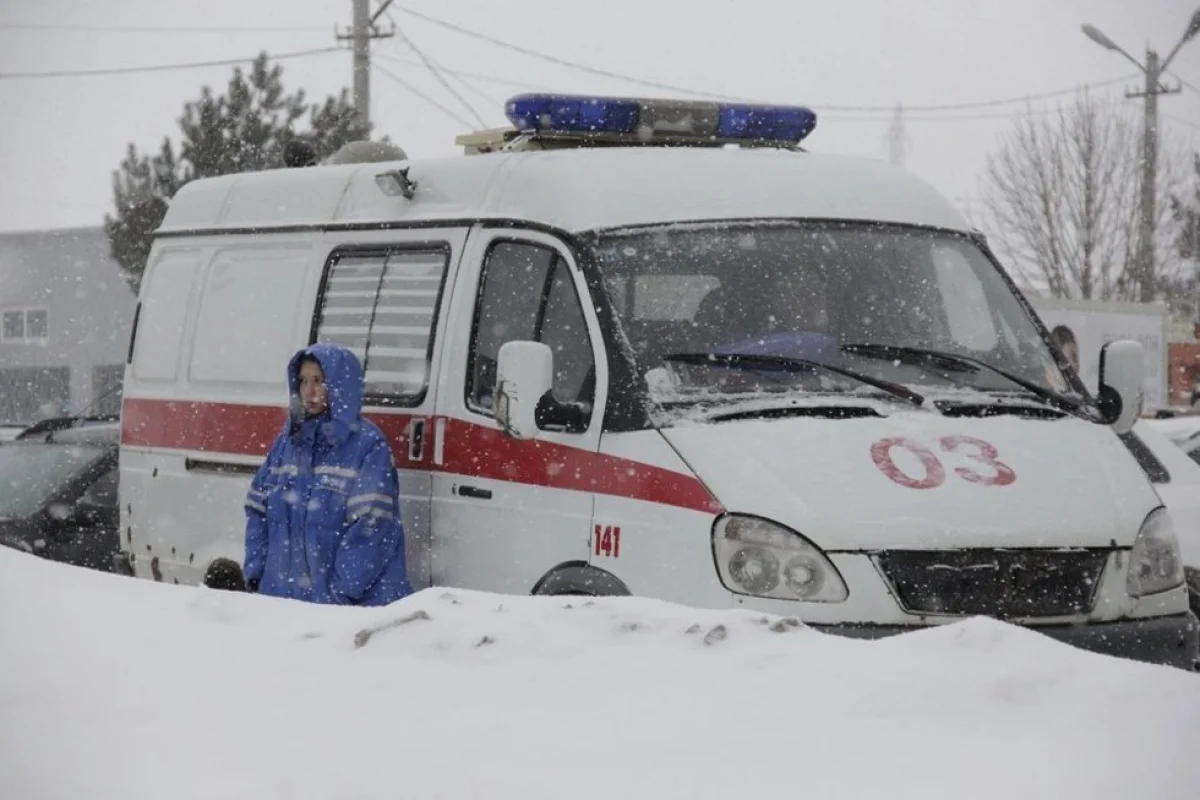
1176 431 1200 467
1124 420 1200 624
1144 415 1200 468
0 416 120 573
1145 413 1200 444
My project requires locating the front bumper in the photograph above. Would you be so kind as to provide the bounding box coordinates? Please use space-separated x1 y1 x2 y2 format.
813 612 1200 671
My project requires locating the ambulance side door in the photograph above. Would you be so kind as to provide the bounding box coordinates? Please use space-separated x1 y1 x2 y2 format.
314 226 469 591
431 228 608 594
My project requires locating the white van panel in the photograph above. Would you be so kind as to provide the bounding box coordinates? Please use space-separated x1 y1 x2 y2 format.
188 244 312 389
590 431 729 607
127 455 249 585
220 167 360 229
131 248 205 383
122 233 328 583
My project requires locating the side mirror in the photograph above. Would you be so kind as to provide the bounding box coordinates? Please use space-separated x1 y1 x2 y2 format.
495 341 554 440
1097 339 1144 435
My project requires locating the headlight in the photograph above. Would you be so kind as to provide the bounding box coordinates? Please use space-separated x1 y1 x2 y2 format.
1127 507 1185 598
712 515 848 602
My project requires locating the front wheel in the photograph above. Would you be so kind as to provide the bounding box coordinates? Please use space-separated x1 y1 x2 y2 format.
531 563 630 597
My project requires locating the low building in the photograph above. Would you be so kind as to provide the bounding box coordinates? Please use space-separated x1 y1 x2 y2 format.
0 227 136 424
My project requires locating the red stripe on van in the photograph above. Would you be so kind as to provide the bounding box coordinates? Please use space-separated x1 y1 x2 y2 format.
434 416 723 514
121 398 283 455
121 398 723 515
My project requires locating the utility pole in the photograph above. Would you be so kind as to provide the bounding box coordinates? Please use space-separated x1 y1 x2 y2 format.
1082 10 1200 303
886 103 907 168
337 0 395 128
1127 49 1177 304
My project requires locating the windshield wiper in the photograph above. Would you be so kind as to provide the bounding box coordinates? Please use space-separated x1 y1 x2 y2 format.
840 343 1093 417
662 352 925 407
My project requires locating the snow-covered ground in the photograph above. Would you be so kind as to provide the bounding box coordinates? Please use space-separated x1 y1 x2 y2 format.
2 548 1199 800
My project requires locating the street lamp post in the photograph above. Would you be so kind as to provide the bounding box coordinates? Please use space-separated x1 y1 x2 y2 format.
1082 10 1200 303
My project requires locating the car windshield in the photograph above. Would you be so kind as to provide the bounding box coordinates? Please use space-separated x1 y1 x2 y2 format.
592 222 1073 406
0 443 107 519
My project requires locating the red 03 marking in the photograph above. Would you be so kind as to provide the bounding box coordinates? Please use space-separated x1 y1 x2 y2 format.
870 436 1016 489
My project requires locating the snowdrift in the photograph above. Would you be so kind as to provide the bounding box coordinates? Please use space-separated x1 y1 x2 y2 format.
1 548 1198 800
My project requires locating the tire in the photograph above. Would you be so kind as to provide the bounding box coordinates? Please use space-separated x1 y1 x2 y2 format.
532 563 630 597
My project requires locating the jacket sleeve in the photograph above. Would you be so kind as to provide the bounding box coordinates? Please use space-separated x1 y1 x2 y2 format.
330 439 405 604
243 441 279 591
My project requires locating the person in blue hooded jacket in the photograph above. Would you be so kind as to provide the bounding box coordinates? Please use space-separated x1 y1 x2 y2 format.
242 343 413 605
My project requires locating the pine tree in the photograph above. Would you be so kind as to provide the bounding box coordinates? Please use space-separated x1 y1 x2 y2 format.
104 138 181 292
105 53 372 292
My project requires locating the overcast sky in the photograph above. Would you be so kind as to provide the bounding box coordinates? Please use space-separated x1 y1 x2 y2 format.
1 0 1198 236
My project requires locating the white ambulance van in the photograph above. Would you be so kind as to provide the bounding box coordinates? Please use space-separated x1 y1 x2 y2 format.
117 93 1197 669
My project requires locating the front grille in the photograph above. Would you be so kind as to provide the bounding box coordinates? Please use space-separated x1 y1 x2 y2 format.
875 549 1109 619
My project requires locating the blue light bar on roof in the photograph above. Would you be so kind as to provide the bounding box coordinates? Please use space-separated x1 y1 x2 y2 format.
504 93 818 144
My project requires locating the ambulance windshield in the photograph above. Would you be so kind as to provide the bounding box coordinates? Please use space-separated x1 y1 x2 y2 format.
592 222 1076 406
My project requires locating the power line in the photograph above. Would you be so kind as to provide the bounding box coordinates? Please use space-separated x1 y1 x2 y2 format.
1167 71 1200 98
374 51 557 93
392 44 501 123
390 4 1138 114
389 22 486 128
1163 113 1200 132
373 62 473 128
820 76 1137 113
438 66 504 119
390 5 734 100
0 47 342 79
823 99 1125 124
0 21 331 33
371 50 1132 127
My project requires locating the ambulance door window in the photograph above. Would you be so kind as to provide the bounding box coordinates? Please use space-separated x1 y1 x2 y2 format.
465 242 554 413
465 240 596 425
538 260 596 409
314 246 450 404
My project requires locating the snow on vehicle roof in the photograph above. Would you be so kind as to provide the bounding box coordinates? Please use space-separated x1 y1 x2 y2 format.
156 146 972 237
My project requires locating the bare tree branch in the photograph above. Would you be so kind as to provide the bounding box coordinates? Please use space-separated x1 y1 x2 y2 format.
981 92 1180 301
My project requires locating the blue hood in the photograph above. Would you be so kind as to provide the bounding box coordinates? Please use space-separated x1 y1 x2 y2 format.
286 343 364 445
